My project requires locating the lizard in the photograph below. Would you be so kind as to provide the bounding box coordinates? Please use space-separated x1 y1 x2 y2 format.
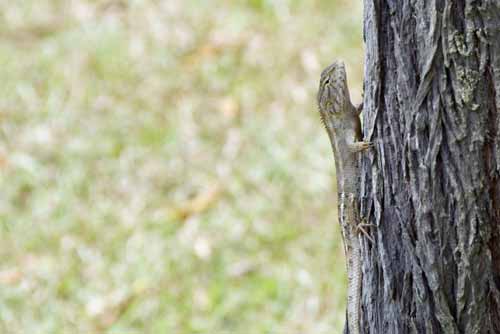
317 60 372 334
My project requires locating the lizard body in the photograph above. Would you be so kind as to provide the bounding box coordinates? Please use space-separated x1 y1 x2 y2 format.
317 61 371 334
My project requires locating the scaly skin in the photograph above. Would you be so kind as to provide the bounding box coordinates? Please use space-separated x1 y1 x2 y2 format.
317 61 371 334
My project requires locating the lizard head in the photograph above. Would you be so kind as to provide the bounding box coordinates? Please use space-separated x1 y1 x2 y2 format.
317 61 350 129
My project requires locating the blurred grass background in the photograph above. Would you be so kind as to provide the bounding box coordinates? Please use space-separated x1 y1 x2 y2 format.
0 1 363 333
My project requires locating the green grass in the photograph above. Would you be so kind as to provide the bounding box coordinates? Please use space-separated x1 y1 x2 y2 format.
0 1 363 333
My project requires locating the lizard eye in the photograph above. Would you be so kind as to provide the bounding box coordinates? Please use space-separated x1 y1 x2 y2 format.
324 79 330 85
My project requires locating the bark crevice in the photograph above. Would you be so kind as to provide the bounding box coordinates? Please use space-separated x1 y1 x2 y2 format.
359 0 500 333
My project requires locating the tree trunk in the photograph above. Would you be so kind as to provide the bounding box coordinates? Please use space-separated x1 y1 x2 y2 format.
358 0 500 333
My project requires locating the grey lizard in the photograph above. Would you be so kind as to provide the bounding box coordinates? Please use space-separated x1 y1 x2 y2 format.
317 60 372 334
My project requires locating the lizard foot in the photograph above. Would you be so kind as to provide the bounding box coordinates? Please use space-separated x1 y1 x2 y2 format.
350 141 373 152
355 220 375 243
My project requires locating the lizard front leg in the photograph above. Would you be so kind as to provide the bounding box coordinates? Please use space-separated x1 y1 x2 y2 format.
347 138 373 153
349 141 373 153
344 129 372 153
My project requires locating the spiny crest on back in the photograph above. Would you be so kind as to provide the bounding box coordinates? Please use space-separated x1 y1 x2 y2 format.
317 61 349 116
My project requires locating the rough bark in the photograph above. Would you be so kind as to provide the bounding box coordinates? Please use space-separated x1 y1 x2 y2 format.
358 0 500 333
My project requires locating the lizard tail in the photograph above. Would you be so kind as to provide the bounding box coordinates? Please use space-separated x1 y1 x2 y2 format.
346 235 362 334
